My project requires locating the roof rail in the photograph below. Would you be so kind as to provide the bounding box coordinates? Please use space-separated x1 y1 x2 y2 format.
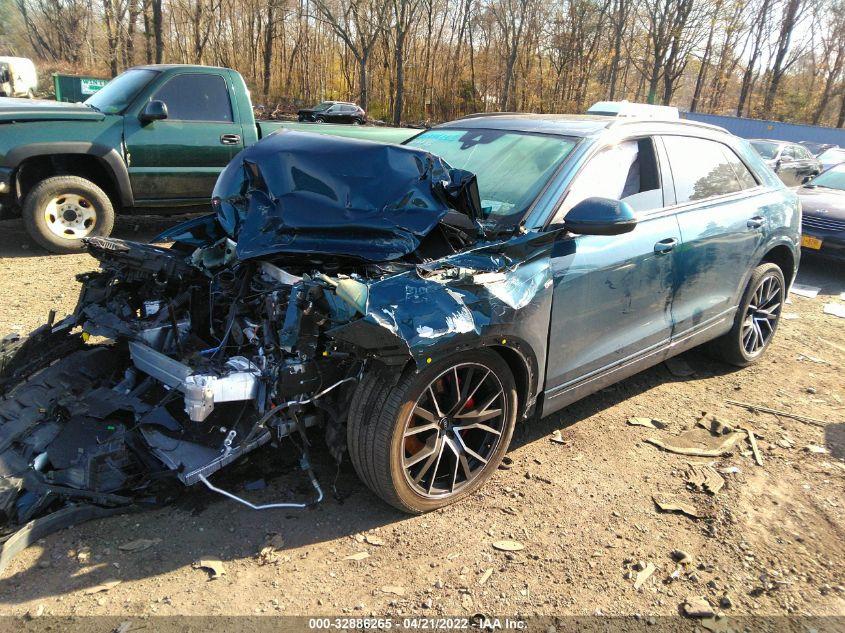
607 117 730 135
458 112 526 119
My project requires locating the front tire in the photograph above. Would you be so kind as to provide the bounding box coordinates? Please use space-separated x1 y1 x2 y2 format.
347 349 517 513
22 175 115 254
708 263 785 367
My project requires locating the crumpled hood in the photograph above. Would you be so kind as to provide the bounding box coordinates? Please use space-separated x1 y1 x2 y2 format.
0 97 105 123
207 130 482 262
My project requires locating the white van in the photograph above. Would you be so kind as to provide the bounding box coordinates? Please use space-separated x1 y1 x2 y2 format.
0 57 38 99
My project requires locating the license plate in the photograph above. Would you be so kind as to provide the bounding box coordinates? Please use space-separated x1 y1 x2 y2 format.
801 235 822 250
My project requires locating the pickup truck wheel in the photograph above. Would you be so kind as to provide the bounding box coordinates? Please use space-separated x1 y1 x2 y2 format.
22 176 115 254
708 263 785 367
347 349 517 513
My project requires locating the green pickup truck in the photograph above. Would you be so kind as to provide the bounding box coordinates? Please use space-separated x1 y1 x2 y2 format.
0 64 418 253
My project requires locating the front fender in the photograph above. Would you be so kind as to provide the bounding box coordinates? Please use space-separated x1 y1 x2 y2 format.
3 141 133 207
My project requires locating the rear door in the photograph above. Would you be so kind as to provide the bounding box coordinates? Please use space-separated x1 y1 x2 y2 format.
660 135 765 340
123 72 244 201
544 136 681 403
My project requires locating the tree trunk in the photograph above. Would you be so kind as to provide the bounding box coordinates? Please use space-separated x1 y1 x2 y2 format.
152 0 163 63
143 0 153 64
393 29 405 125
103 0 119 76
500 46 519 110
838 91 845 128
359 50 369 111
647 57 661 104
126 0 140 67
263 1 275 98
763 0 803 112
736 0 769 116
690 25 714 112
812 47 844 125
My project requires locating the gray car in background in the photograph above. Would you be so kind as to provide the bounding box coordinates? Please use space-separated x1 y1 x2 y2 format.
751 139 822 186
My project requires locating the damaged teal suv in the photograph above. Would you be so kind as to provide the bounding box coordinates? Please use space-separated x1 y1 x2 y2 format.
0 115 799 550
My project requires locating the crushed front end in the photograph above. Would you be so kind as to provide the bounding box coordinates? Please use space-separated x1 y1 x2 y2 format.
0 131 553 569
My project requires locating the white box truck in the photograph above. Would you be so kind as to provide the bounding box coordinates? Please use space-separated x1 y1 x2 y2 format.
0 57 37 98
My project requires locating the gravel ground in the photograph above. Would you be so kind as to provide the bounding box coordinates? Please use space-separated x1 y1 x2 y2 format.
0 216 843 622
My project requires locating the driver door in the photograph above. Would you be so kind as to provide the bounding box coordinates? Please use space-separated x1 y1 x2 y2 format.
123 72 244 201
543 137 681 411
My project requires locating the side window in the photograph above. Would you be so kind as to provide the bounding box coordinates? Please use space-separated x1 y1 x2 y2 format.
720 146 758 190
662 136 742 203
557 137 664 219
153 74 233 122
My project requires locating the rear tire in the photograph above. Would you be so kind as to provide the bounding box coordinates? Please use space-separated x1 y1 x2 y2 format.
347 349 517 513
708 263 785 367
22 175 115 254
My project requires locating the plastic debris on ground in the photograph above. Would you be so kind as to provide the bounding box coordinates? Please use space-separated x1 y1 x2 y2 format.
790 283 821 298
823 303 845 318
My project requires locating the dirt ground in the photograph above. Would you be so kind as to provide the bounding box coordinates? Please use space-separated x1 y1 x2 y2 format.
0 215 843 623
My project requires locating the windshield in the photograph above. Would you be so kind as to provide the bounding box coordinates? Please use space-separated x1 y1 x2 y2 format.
406 128 576 225
312 102 334 112
810 165 845 190
85 68 158 114
751 141 780 160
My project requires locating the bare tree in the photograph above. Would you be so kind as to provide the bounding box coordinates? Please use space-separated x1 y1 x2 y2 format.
489 0 535 110
152 0 163 63
607 0 633 100
314 0 390 110
15 0 93 64
762 0 811 112
390 0 422 124
811 1 845 124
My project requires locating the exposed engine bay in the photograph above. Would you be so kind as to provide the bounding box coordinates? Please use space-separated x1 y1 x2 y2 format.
0 132 555 570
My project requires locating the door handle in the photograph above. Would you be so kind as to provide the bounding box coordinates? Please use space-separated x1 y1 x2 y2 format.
747 216 764 229
653 238 678 254
220 133 241 145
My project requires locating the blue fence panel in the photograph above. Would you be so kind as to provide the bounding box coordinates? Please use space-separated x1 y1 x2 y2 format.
682 112 845 146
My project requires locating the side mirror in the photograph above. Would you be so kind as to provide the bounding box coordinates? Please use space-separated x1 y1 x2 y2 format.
562 197 637 236
140 100 168 123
